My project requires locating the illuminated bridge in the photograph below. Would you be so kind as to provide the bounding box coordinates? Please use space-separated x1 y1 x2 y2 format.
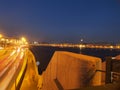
0 37 120 90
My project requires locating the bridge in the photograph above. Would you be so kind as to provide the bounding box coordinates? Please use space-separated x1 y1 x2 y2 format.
0 43 120 89
0 45 101 90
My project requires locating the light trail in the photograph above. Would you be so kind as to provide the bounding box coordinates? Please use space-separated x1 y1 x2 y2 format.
0 46 26 90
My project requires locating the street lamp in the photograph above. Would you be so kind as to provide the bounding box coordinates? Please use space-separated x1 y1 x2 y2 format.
21 37 26 42
0 34 2 38
81 39 83 42
79 39 83 53
20 37 28 45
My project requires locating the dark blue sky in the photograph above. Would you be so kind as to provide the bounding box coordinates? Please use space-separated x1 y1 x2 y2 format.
0 0 120 43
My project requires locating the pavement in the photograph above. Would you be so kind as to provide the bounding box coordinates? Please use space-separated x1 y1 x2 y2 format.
20 50 42 90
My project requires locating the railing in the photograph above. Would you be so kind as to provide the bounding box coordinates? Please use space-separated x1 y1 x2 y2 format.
106 57 120 84
53 57 120 90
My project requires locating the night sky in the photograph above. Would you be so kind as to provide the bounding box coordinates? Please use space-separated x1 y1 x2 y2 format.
0 0 120 43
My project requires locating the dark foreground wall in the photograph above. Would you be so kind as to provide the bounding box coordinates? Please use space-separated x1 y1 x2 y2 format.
42 51 102 90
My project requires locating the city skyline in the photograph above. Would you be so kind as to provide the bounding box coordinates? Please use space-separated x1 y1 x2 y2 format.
0 0 120 43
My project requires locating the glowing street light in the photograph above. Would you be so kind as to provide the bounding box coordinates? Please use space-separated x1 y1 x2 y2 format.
80 39 83 42
0 34 2 38
20 37 28 45
21 37 26 42
80 38 84 53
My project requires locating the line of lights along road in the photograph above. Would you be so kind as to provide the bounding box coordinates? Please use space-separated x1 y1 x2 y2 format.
0 34 28 49
34 43 120 50
1 34 120 50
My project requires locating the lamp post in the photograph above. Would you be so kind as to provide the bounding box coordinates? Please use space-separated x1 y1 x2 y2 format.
80 39 83 54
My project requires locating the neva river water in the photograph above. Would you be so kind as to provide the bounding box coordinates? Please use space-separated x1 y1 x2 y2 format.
80 48 120 61
52 47 120 61
30 46 120 74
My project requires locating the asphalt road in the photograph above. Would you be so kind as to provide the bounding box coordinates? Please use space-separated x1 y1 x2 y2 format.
0 46 26 90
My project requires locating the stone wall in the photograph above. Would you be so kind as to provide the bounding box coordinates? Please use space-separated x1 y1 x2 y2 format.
42 51 102 90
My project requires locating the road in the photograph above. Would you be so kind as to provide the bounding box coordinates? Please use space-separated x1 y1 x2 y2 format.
0 46 28 90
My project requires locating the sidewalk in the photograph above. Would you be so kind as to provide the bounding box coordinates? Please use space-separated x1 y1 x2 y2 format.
20 50 40 90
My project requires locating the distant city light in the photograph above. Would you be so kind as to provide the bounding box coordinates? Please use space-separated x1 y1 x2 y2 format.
80 39 83 42
1 38 5 41
21 37 26 42
33 41 38 44
110 46 113 49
